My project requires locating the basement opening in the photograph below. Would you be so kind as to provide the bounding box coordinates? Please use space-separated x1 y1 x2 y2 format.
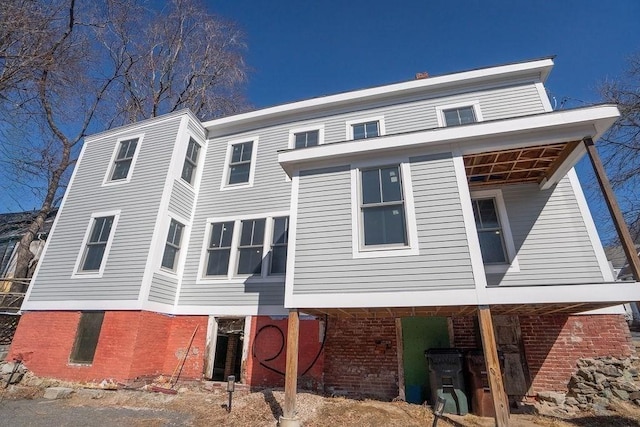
211 318 245 382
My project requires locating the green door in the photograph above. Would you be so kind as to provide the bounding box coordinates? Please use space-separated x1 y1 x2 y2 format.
402 317 450 404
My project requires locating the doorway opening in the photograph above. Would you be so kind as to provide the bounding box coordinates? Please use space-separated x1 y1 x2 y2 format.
212 318 245 382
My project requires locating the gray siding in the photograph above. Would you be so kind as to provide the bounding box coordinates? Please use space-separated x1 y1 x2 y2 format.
168 180 194 220
292 152 475 295
148 273 178 304
486 178 605 286
29 117 182 301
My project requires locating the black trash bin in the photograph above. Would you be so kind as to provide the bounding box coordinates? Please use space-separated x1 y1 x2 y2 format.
424 348 468 415
465 349 505 417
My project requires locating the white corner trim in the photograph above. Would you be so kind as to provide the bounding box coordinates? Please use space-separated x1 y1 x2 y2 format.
288 124 325 149
535 82 554 112
220 136 259 191
451 152 488 296
345 115 386 140
349 159 419 259
567 168 615 282
70 209 121 279
284 172 300 308
435 100 484 127
101 133 145 186
469 188 521 274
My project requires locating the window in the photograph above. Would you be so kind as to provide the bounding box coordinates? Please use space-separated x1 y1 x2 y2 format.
161 219 184 271
70 311 104 364
270 217 289 275
352 121 379 140
443 106 476 127
181 138 200 184
80 216 115 272
294 130 319 149
237 219 266 275
202 215 289 279
110 138 138 181
472 198 506 263
206 221 235 276
228 141 253 185
360 166 407 246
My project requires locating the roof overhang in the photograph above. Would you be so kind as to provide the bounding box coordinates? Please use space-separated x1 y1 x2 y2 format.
278 104 620 182
204 58 555 137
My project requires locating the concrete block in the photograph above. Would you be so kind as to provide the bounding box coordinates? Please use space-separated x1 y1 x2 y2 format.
44 387 74 400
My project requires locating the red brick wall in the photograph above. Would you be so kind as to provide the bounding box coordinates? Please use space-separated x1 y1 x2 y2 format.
520 314 634 393
9 311 208 383
323 317 398 400
245 316 324 390
451 316 479 349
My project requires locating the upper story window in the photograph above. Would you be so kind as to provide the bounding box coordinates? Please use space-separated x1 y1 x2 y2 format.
346 116 386 141
103 135 143 185
74 211 120 277
361 165 407 246
203 215 289 279
161 219 184 271
181 138 200 185
443 106 476 127
221 138 258 189
470 189 519 274
294 130 319 148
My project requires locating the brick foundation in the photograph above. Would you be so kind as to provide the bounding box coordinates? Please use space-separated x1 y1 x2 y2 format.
323 317 398 400
9 311 207 383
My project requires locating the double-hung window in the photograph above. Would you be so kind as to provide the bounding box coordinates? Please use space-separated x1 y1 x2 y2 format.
110 138 138 181
352 121 380 140
80 216 115 272
472 198 507 264
161 219 184 271
228 141 254 185
206 221 235 276
237 219 266 275
360 166 407 246
181 138 200 185
294 130 319 149
270 217 289 275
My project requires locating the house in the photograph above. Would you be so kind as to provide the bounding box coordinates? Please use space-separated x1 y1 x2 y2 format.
9 57 640 424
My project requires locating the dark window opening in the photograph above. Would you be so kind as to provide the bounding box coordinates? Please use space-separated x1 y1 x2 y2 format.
70 311 105 364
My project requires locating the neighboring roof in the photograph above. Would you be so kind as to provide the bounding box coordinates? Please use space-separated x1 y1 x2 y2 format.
0 209 58 241
203 57 556 137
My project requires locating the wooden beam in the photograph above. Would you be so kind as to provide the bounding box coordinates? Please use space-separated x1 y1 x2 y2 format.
541 140 581 182
477 306 509 427
281 309 300 426
585 137 640 282
395 318 406 401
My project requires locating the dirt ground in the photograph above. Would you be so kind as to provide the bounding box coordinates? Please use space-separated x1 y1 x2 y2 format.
2 380 640 426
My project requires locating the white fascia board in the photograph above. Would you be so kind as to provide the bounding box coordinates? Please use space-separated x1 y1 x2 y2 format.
539 143 586 190
203 58 555 136
173 305 288 316
278 105 620 177
482 282 640 306
21 299 143 311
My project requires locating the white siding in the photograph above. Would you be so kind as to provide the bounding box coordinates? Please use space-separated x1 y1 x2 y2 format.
168 181 194 220
148 273 178 304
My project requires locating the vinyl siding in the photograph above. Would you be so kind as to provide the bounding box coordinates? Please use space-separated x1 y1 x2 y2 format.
486 178 605 286
148 272 178 304
292 152 476 295
168 180 194 220
28 117 182 301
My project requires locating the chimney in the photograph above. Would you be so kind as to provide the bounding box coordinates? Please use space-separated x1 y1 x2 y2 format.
415 72 429 80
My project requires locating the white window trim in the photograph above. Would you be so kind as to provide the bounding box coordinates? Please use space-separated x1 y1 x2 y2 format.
288 125 325 149
350 158 419 258
158 213 190 276
71 209 121 279
470 188 520 274
197 211 290 283
179 137 202 187
101 134 144 186
435 101 483 128
345 116 386 140
220 137 259 191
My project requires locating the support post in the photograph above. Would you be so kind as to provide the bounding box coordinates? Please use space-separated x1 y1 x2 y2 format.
477 306 509 427
394 318 406 401
584 137 640 281
280 309 300 427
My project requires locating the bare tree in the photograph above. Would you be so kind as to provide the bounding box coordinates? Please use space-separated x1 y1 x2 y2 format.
0 0 247 280
600 54 640 241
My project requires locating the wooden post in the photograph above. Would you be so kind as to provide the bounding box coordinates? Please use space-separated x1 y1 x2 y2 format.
584 137 640 281
478 306 509 427
281 309 300 427
394 318 406 401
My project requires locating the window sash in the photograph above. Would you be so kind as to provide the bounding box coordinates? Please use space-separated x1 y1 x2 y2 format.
294 130 319 149
360 166 407 246
443 106 476 127
353 121 379 140
237 219 265 275
228 141 253 185
161 220 184 270
110 139 137 180
181 139 200 184
206 221 234 276
472 198 508 264
269 217 289 275
81 216 114 271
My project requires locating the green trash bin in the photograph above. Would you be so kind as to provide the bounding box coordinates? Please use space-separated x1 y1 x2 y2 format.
425 348 469 415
